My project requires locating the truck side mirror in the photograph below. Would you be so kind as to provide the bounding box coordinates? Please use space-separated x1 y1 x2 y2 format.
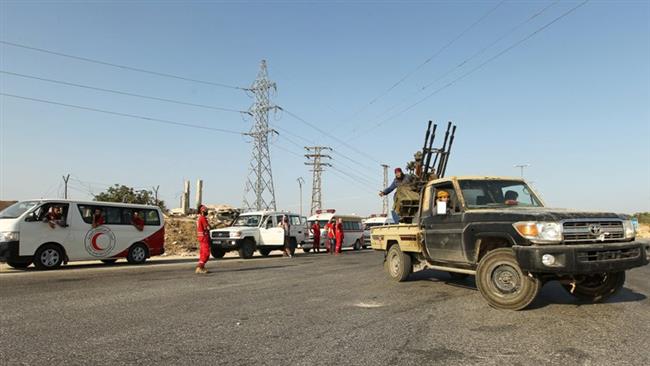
24 212 38 222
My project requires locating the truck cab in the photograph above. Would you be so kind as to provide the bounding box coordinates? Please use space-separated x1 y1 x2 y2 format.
371 176 650 310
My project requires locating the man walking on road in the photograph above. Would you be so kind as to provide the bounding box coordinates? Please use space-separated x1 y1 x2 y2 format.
281 215 292 258
195 205 211 274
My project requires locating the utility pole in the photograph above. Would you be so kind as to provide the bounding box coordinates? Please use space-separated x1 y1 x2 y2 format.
62 174 70 199
152 185 160 206
381 164 389 215
514 163 531 178
297 177 305 217
305 146 332 214
243 59 279 212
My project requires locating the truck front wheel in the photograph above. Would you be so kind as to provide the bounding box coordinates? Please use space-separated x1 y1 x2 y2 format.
385 245 412 282
561 272 625 302
211 246 226 258
238 239 255 259
476 248 541 310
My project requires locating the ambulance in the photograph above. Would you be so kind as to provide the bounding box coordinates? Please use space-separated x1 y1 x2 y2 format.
303 209 364 252
362 214 394 248
0 199 165 270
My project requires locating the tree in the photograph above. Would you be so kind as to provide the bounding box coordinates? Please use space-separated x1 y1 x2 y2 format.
94 184 167 212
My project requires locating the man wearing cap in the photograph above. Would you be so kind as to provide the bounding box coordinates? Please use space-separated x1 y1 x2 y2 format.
379 167 413 223
435 190 452 214
196 205 211 274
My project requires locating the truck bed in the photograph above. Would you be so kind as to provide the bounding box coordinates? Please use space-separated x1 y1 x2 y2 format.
370 224 423 253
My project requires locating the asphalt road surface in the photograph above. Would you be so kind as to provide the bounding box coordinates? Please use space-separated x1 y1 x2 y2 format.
1 250 649 366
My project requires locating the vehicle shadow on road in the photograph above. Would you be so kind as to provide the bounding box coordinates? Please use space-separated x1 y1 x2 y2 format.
407 269 647 310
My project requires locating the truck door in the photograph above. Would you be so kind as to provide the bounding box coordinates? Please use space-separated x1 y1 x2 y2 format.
421 184 466 263
259 215 284 245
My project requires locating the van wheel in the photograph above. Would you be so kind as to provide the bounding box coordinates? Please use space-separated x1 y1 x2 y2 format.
353 240 361 251
127 243 148 264
561 272 625 302
303 247 310 253
238 239 255 259
476 248 541 310
34 244 64 270
101 259 118 265
385 245 412 282
7 260 32 269
258 248 271 257
211 246 226 258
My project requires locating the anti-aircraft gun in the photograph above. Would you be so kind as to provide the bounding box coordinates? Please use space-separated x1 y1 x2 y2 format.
394 121 457 223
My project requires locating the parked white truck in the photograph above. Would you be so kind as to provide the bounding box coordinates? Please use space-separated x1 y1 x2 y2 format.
209 211 307 259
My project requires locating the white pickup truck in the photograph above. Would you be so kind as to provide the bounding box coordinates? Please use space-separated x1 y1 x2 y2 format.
209 211 307 259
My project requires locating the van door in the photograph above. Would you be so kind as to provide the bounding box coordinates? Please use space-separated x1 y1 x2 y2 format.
259 215 284 245
19 203 71 257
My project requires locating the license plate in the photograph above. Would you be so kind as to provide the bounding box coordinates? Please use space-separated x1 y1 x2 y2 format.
213 240 223 245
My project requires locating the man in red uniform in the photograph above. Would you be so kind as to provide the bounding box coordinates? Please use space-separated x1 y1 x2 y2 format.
131 211 145 231
196 205 211 274
311 221 321 253
92 208 105 228
326 219 336 254
335 218 344 255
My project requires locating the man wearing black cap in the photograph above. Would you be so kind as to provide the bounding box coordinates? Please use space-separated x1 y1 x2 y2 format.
379 167 412 223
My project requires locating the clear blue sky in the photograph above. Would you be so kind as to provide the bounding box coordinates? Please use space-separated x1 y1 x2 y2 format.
1 0 649 216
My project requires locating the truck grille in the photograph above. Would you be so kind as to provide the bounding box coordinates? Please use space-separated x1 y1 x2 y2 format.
577 247 640 262
562 220 624 243
211 231 229 239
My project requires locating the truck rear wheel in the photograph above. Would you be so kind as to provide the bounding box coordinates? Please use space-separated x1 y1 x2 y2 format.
238 239 255 259
7 260 32 269
561 272 625 302
476 248 541 310
385 245 412 282
258 248 271 257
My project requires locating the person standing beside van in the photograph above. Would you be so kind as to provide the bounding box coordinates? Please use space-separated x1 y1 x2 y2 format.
335 218 345 255
92 208 105 228
195 205 211 274
311 221 321 253
326 219 336 254
280 215 292 258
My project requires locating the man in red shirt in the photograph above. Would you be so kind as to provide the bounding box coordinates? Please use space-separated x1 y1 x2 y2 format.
326 219 336 254
131 211 145 231
196 205 211 274
311 221 321 253
92 208 105 228
335 218 344 255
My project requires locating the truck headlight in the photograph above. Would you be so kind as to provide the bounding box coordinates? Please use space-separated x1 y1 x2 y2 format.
513 222 562 244
0 231 20 242
230 231 242 239
623 220 636 239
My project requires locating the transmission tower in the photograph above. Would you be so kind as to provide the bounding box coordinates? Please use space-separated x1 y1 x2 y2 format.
381 164 389 215
305 146 332 214
243 60 278 212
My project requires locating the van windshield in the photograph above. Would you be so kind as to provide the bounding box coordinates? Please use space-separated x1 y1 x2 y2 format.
232 215 262 227
0 201 39 219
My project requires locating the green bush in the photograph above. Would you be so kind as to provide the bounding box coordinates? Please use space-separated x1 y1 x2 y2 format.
633 212 650 225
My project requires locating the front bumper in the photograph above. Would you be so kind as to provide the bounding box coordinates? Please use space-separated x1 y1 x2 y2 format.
0 241 22 262
210 238 241 249
514 240 649 274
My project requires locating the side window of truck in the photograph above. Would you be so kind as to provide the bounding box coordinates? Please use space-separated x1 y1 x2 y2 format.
434 184 460 213
421 186 433 217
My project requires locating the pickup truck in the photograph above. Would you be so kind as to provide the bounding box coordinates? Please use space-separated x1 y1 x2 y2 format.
209 211 307 259
371 176 649 310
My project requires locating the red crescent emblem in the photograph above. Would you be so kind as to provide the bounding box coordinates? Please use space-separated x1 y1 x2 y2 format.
91 232 104 251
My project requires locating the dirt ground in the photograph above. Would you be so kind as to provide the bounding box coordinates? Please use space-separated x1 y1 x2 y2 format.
637 223 650 238
163 216 231 256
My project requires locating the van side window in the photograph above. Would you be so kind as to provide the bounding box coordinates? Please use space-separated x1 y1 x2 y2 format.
77 205 94 224
105 207 122 225
145 210 160 226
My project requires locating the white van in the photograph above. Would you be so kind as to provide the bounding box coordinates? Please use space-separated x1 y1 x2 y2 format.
0 200 165 270
303 209 364 252
362 215 394 248
209 211 307 259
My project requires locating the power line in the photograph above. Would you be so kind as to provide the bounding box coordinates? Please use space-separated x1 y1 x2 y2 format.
371 0 590 132
1 92 245 135
342 0 505 121
279 107 382 165
347 0 560 141
0 40 245 90
0 70 249 114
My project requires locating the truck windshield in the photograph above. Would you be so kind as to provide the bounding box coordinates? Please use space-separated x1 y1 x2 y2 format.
0 201 39 219
459 180 543 209
232 215 262 227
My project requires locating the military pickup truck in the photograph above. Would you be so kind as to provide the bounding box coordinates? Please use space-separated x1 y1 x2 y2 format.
371 176 649 310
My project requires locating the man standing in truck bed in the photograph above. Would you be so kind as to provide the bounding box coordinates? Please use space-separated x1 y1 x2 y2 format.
379 167 413 223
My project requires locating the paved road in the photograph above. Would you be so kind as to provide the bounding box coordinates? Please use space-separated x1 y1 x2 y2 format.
1 250 649 366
